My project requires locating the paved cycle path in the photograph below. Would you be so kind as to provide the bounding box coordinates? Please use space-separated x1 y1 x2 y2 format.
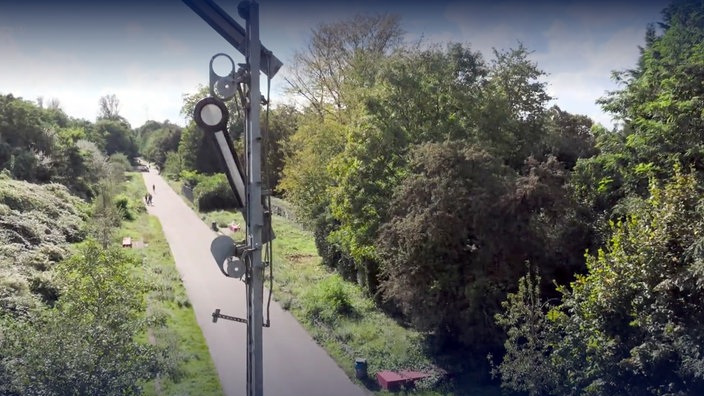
142 169 368 396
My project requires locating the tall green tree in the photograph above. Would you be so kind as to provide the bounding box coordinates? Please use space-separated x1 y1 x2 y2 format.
325 42 488 291
93 119 138 158
177 121 222 175
0 94 54 155
495 171 704 395
378 142 512 346
578 0 704 217
477 45 552 168
142 124 182 170
281 14 405 280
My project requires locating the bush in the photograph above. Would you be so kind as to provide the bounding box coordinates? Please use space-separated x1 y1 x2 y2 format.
301 274 354 324
495 172 704 395
314 216 357 282
192 174 237 211
179 169 201 187
163 151 182 179
114 194 135 221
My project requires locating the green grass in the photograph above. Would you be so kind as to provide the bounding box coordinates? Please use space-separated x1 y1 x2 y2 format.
120 173 223 396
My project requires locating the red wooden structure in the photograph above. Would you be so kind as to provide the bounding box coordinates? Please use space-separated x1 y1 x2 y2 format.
376 370 430 391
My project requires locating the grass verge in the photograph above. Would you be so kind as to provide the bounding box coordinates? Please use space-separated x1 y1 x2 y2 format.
120 173 223 396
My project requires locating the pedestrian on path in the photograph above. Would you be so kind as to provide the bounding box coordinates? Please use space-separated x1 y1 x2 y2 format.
152 184 156 193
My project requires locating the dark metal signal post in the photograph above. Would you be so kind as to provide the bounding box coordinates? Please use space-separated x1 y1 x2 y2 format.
184 1 281 395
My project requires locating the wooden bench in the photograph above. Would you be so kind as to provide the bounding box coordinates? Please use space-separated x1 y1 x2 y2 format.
122 237 132 248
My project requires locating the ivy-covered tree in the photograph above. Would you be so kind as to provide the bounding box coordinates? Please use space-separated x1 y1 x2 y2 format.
378 141 588 353
378 142 512 348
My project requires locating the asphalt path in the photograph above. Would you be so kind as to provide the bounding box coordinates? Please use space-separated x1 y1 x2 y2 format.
141 169 369 396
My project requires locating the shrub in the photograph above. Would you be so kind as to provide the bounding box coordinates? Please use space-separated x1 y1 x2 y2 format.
163 151 182 179
193 174 237 211
301 274 354 324
179 169 201 187
495 172 704 395
114 194 135 221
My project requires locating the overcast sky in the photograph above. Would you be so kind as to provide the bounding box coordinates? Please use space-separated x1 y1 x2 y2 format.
0 0 668 128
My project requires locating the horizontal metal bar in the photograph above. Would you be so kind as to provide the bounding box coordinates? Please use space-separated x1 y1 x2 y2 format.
213 308 248 324
182 0 283 77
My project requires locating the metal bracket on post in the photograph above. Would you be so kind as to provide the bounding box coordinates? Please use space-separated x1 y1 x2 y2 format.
181 0 282 78
212 308 248 324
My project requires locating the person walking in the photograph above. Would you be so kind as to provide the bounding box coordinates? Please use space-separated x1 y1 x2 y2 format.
152 184 156 193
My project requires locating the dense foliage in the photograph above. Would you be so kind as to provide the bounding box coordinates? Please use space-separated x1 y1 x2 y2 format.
2 0 698 391
494 0 704 393
1 241 165 395
278 14 595 360
0 93 174 394
495 172 704 395
0 177 88 316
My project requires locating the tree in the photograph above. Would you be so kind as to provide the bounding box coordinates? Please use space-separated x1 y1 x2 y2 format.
477 45 552 168
93 119 138 157
582 0 704 217
357 42 486 145
0 94 54 155
1 240 165 395
327 114 407 289
378 142 513 348
544 105 597 169
322 42 489 292
264 104 299 193
181 85 244 136
179 86 245 176
280 14 406 284
177 121 223 175
142 125 182 170
98 94 121 121
490 268 560 396
284 13 404 119
495 171 704 395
